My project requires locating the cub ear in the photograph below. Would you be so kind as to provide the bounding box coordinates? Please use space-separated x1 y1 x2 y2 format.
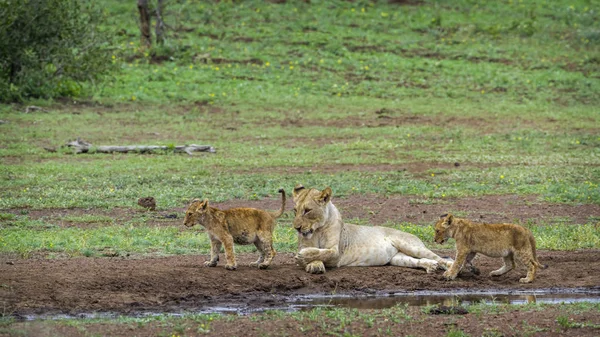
200 199 209 210
292 184 305 201
318 186 333 205
445 213 454 226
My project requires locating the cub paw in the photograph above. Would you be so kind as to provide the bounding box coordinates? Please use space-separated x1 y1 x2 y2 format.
519 277 533 283
305 261 326 274
204 261 217 267
225 264 237 271
443 270 457 280
258 263 270 270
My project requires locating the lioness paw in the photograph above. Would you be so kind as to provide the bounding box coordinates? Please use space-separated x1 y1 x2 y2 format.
204 261 217 267
424 261 439 274
305 261 326 274
225 264 237 271
258 263 270 270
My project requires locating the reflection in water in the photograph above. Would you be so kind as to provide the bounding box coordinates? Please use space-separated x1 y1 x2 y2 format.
295 292 600 311
21 289 600 320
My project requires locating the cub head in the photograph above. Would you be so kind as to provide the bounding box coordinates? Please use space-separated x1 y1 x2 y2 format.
291 184 333 239
434 213 455 244
183 198 210 227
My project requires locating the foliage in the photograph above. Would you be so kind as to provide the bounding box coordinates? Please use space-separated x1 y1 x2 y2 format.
0 0 114 102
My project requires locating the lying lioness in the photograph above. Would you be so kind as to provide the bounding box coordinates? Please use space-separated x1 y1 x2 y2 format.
183 189 286 270
434 213 547 283
292 184 452 274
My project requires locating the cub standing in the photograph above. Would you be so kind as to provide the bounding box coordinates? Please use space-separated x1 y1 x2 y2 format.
434 213 547 283
183 189 286 270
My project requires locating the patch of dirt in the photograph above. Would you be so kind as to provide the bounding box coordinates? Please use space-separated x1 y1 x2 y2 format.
0 250 599 318
4 194 599 230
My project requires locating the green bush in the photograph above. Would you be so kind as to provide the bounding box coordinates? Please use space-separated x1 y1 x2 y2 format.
0 0 114 102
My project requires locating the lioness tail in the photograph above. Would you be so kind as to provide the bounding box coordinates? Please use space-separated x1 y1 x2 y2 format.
270 188 286 218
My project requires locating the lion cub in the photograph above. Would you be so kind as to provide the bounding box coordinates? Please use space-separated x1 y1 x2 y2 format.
434 213 547 283
183 189 286 270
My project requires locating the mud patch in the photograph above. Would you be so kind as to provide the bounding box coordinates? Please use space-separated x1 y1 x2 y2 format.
1 250 599 317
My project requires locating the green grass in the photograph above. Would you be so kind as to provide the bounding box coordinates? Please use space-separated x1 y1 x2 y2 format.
1 214 598 257
1 0 599 258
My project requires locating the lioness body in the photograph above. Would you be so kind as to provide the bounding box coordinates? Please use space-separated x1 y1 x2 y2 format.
292 185 452 274
183 189 286 270
434 214 547 283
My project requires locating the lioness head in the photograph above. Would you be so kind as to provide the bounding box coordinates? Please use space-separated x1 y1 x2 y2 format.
183 198 210 227
291 184 333 239
434 213 455 244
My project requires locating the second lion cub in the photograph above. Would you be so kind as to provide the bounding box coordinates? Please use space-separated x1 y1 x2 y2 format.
183 189 286 270
434 213 547 283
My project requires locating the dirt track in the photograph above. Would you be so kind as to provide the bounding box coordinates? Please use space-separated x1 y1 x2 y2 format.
1 250 599 317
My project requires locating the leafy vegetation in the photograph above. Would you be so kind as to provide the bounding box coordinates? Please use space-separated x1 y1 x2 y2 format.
0 0 114 102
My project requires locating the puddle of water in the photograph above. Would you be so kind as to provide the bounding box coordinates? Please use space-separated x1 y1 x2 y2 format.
19 288 600 320
292 291 600 311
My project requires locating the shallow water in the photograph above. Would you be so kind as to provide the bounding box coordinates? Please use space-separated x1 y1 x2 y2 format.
20 288 600 320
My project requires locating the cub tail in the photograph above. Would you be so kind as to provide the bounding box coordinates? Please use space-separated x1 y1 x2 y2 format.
530 234 548 269
270 188 287 218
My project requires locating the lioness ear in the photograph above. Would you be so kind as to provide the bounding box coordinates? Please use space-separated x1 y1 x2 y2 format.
292 184 305 201
318 187 332 205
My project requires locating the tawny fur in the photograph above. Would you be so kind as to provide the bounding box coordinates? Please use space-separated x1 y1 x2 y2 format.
434 213 547 283
183 189 286 270
292 184 453 274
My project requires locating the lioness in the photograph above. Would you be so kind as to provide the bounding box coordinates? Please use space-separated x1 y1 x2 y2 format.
183 189 286 270
292 185 452 274
434 213 547 283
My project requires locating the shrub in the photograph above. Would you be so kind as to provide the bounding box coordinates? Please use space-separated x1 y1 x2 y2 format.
0 0 114 102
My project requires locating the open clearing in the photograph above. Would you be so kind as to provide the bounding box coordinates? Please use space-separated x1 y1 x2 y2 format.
1 0 599 335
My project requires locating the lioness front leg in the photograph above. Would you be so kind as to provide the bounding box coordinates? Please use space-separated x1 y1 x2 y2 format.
490 255 515 277
443 249 469 280
296 247 338 273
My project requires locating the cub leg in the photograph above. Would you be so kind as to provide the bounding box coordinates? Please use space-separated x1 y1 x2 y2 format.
390 252 439 273
465 252 480 275
220 233 237 270
204 234 221 267
490 254 515 277
252 235 276 269
443 249 469 280
249 242 265 268
515 250 537 283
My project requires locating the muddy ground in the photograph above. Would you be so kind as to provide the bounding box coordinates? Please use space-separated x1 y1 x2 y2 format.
1 195 599 336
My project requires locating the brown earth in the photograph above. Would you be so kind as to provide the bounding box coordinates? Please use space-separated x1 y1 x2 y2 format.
1 251 600 336
6 194 600 229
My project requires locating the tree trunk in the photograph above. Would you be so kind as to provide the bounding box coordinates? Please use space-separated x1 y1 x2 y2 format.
138 0 152 48
155 0 166 45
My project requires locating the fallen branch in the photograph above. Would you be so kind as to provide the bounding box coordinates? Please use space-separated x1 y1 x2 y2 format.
62 138 216 155
24 106 49 113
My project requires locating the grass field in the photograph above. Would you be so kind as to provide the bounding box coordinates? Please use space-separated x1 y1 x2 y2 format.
0 0 599 334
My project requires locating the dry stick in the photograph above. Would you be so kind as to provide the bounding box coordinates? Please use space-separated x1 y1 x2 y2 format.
64 138 215 155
